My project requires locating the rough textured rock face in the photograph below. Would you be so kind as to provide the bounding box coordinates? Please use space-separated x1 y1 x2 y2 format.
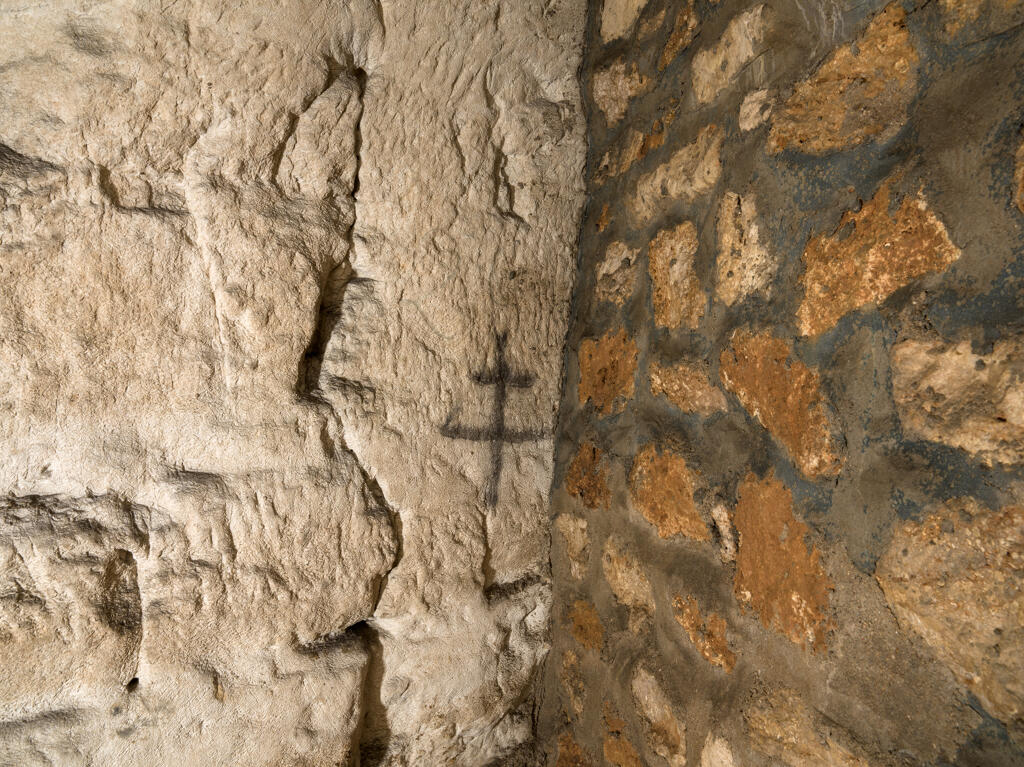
542 0 1024 765
0 1 585 764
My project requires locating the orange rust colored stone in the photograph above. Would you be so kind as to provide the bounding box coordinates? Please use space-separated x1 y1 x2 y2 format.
629 443 709 541
578 328 638 415
732 473 833 651
650 359 727 416
673 595 737 672
1016 137 1024 215
604 734 643 767
768 4 919 155
565 442 610 509
596 203 611 232
557 733 594 767
719 329 842 478
604 701 628 733
659 0 697 70
797 177 960 336
568 599 604 650
648 220 705 329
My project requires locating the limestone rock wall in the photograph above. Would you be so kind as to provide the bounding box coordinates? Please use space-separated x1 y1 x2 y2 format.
543 0 1024 765
0 1 585 765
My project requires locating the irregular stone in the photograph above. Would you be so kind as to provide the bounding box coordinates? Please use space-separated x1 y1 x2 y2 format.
593 58 651 126
716 191 774 305
1015 135 1024 214
629 443 710 541
719 329 843 478
557 732 595 767
604 733 644 767
692 6 768 105
650 359 728 416
711 504 737 562
561 648 586 716
638 8 667 39
595 241 640 306
733 473 833 651
566 442 611 509
602 537 655 632
940 0 1024 35
630 667 687 767
600 0 650 42
631 124 723 224
739 89 772 131
768 3 919 155
556 514 591 580
659 0 699 70
700 733 737 767
597 203 612 232
569 600 605 651
648 220 705 329
797 177 961 336
876 498 1024 743
578 328 639 415
890 336 1024 466
673 595 737 672
746 688 870 767
596 112 676 183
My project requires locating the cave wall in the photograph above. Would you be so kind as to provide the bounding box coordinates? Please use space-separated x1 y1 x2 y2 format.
0 1 585 764
542 0 1024 765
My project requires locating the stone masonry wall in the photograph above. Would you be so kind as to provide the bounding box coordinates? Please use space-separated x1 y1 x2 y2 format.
541 0 1024 765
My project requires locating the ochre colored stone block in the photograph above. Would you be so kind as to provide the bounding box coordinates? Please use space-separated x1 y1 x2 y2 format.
566 442 611 509
557 732 595 767
568 600 605 651
733 473 833 651
648 220 705 329
629 443 709 541
578 328 638 415
659 0 698 69
673 595 737 672
797 177 960 336
768 3 919 155
719 329 842 478
1016 136 1024 214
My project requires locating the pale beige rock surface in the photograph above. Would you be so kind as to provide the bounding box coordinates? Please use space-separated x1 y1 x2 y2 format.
600 0 650 42
630 667 686 766
891 335 1024 466
876 498 1024 744
0 0 585 764
692 6 767 105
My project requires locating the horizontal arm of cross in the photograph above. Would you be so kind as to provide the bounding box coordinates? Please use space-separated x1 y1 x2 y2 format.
440 423 547 442
472 371 536 388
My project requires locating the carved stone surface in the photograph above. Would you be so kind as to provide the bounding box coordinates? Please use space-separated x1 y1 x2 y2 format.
0 0 585 763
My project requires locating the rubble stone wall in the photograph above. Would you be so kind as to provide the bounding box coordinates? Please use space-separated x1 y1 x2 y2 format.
542 0 1024 764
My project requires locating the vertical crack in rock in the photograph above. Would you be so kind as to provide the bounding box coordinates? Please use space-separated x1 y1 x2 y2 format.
298 64 368 397
98 548 143 684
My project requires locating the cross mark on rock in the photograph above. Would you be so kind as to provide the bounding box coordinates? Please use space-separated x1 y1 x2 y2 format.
441 331 545 507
